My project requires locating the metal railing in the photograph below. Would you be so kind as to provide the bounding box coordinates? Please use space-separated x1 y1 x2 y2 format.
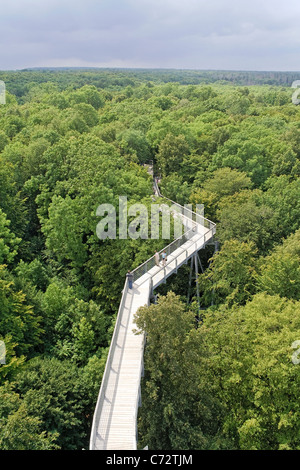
154 177 215 231
131 226 196 282
90 180 216 450
132 278 150 449
148 226 216 290
131 179 216 282
89 277 130 450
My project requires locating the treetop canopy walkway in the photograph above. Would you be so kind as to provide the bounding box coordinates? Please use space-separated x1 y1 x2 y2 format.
89 180 216 450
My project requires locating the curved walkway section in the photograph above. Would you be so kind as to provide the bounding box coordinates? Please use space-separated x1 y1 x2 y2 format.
89 188 216 450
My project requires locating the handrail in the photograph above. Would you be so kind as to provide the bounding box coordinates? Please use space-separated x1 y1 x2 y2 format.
89 178 216 450
131 179 216 282
89 277 129 450
131 223 195 281
148 226 215 289
154 177 216 229
133 345 144 449
132 278 150 449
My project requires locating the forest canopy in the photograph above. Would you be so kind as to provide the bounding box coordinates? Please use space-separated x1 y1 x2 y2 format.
0 68 299 450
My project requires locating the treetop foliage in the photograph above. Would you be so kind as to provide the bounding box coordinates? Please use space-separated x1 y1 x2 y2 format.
0 68 299 449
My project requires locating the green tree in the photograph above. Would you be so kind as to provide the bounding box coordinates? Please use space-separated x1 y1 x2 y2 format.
262 176 300 240
216 190 278 254
0 383 59 450
52 297 109 364
199 239 258 307
0 265 42 356
201 294 300 449
0 209 21 265
118 129 152 163
203 167 253 197
256 229 300 300
67 85 105 110
211 135 272 187
13 357 93 449
0 130 9 152
159 173 191 206
134 292 226 450
156 133 190 176
0 335 25 385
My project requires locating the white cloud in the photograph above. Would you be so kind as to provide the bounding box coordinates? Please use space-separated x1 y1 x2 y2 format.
0 0 300 70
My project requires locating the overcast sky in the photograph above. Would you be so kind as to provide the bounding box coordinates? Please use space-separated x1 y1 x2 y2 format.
0 0 300 71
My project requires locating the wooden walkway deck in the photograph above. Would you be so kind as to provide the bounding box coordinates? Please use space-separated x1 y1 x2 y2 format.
89 190 216 450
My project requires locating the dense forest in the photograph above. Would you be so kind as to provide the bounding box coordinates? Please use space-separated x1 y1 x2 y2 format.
0 68 300 450
1 68 300 103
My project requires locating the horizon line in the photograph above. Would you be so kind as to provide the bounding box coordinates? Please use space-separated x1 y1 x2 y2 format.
0 66 300 74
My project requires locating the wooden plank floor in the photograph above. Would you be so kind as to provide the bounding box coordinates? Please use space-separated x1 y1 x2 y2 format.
93 281 149 450
90 223 215 450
